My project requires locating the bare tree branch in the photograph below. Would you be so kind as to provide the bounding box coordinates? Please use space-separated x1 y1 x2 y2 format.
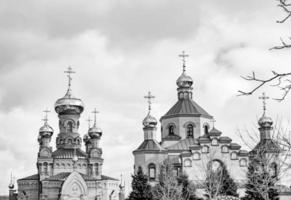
238 71 291 101
277 0 291 23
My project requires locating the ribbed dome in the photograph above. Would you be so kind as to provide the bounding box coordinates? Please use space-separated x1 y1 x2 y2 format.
143 113 157 128
39 124 54 137
176 72 193 88
258 115 273 127
88 125 102 138
55 89 84 115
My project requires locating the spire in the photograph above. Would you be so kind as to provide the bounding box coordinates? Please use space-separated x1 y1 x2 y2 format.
178 51 189 73
64 66 75 94
42 108 50 125
92 108 99 127
259 92 269 116
39 108 53 134
8 172 14 190
144 91 155 113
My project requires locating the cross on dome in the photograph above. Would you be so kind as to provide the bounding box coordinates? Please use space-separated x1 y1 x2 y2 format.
42 108 50 124
211 118 216 128
144 91 155 112
86 116 92 129
178 51 189 72
64 66 75 90
259 92 269 116
92 108 99 126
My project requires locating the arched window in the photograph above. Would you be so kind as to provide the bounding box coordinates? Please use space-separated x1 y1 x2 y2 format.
184 159 192 167
67 121 73 132
239 158 247 167
221 145 229 153
211 138 218 146
203 124 209 135
202 145 209 153
270 162 277 177
148 163 156 180
230 152 238 160
95 163 99 176
186 124 194 138
193 152 201 160
169 125 175 135
43 162 48 175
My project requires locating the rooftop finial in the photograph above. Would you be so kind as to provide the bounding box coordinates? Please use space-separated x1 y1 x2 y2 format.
8 172 14 190
178 51 189 72
144 91 155 112
259 92 269 116
42 108 50 124
92 108 99 126
211 118 216 128
64 66 75 91
86 116 92 129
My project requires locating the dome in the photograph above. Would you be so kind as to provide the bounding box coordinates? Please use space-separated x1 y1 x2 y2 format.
8 183 14 190
143 113 157 128
83 133 90 142
39 124 54 137
88 125 102 138
176 72 193 88
258 115 273 127
55 89 84 115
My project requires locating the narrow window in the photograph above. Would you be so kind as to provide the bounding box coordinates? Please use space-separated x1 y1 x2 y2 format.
187 124 194 137
169 125 175 135
43 162 48 175
204 125 209 135
148 163 156 180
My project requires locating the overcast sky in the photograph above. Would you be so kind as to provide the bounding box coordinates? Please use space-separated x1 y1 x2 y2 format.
0 0 291 195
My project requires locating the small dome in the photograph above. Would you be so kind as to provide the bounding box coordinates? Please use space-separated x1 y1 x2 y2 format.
55 89 84 115
176 72 193 88
88 125 102 138
258 115 273 127
8 183 14 190
83 134 90 142
39 124 54 137
143 113 157 128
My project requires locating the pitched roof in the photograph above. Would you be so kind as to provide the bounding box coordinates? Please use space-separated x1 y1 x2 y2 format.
167 138 198 151
44 172 118 181
18 174 39 181
52 148 87 159
161 99 212 120
134 139 164 152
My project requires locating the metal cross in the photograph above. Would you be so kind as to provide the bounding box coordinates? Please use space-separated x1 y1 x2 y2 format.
211 118 216 128
92 108 99 125
144 91 155 111
86 116 92 129
259 92 269 115
64 66 75 89
178 51 189 72
42 108 50 123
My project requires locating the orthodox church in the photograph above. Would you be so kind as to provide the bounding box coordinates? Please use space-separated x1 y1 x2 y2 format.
9 67 124 200
133 52 285 198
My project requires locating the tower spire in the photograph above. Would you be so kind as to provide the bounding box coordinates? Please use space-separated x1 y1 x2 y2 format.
259 92 269 116
64 66 75 93
42 108 50 125
144 91 155 113
178 51 189 72
92 108 99 126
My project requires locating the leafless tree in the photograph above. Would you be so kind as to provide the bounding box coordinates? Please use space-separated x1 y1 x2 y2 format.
151 159 196 200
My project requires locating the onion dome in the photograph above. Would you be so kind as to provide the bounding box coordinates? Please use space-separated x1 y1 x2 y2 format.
143 113 157 128
176 72 193 88
55 89 84 115
88 125 102 138
8 183 14 190
83 133 90 143
209 127 222 137
258 114 273 127
39 123 54 137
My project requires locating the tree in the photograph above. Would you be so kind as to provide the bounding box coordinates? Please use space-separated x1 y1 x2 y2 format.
151 160 198 200
127 166 153 200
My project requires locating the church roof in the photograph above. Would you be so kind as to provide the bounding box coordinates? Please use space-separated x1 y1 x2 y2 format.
250 139 281 154
167 137 198 151
43 172 118 181
161 99 212 120
18 174 39 181
52 148 87 159
134 139 165 152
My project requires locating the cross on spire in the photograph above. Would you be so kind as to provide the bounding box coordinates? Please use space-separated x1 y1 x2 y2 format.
144 91 155 112
64 66 75 90
86 116 92 129
178 51 189 72
259 92 269 115
211 118 216 128
42 108 50 124
92 108 99 126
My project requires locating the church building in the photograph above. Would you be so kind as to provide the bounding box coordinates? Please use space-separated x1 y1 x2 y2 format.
133 52 284 198
9 68 124 200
